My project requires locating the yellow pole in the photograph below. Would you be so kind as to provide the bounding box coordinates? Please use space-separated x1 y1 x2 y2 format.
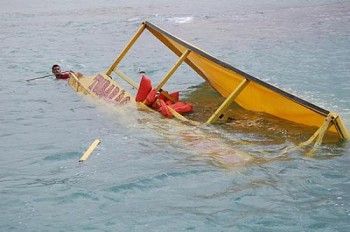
333 113 350 140
158 90 178 103
106 23 146 75
207 79 250 124
69 72 82 92
79 139 101 162
154 49 191 92
113 69 139 89
314 115 333 146
298 113 333 148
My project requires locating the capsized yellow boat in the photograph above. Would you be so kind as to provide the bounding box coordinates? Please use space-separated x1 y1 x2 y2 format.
68 21 349 147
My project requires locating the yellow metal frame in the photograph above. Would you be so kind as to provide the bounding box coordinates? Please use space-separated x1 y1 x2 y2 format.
207 79 250 124
98 21 349 147
106 23 146 76
299 112 350 147
113 68 139 89
155 49 191 91
333 114 350 140
103 23 195 123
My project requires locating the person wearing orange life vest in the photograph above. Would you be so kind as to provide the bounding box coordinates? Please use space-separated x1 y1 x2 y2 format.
52 64 70 79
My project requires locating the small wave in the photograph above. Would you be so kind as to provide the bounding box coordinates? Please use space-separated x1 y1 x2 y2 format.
127 17 141 22
167 16 194 24
43 151 80 161
108 169 207 193
150 15 194 24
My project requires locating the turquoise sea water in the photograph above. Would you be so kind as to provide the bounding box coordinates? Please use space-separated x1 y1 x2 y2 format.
1 0 350 231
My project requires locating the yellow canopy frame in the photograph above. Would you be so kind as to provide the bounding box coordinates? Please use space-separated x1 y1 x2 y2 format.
103 21 349 146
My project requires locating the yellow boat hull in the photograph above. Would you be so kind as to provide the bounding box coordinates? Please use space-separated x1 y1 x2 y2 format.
68 72 133 105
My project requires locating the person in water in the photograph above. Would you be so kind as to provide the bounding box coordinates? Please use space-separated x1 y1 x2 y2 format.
52 64 70 79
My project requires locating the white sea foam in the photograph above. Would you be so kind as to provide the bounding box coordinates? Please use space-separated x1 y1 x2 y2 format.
167 16 194 24
127 17 140 22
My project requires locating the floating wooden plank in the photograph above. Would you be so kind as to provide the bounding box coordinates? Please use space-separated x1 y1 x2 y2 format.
79 139 101 162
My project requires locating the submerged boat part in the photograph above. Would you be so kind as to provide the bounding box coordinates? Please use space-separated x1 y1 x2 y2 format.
68 21 349 147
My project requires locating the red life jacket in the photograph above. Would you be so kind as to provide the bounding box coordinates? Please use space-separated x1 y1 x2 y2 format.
135 75 193 117
159 91 179 104
158 99 173 118
135 76 152 102
144 89 157 106
169 102 193 114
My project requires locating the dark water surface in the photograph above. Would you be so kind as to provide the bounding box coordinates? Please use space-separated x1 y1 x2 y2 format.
1 0 350 231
